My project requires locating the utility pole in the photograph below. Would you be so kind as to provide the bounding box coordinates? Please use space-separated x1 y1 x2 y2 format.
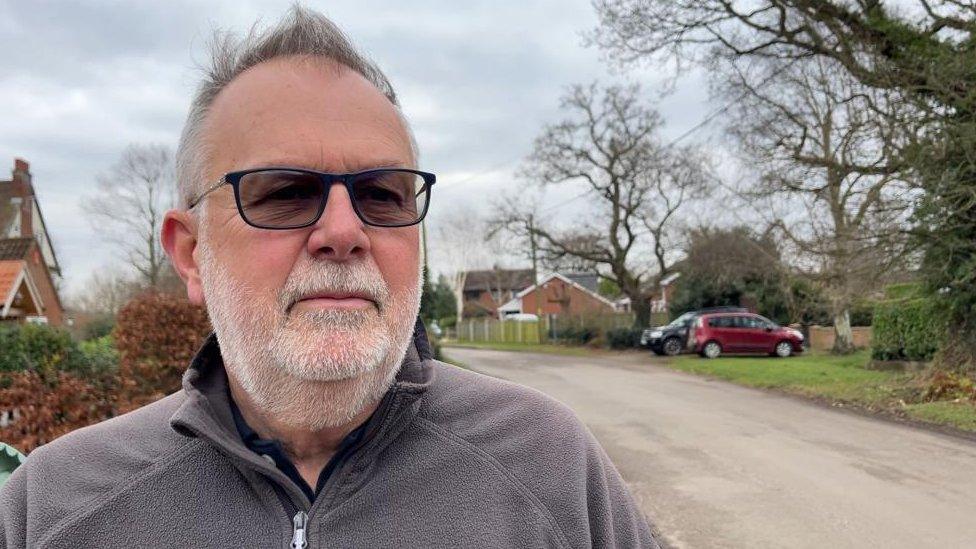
527 214 544 343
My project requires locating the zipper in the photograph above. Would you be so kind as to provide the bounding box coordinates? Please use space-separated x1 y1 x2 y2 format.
291 511 308 549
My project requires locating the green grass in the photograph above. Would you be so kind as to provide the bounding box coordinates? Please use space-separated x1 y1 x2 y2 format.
668 350 910 404
668 350 976 433
904 401 976 431
441 340 601 357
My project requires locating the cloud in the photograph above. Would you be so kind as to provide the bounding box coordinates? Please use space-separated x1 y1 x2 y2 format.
0 0 716 297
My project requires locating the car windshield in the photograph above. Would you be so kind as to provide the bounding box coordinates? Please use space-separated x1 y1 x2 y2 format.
668 312 696 328
757 315 778 329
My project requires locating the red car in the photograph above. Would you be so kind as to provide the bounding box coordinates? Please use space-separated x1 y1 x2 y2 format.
692 312 804 358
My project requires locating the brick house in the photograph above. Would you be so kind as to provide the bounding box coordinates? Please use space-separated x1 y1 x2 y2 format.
0 159 64 325
497 273 617 318
459 268 535 318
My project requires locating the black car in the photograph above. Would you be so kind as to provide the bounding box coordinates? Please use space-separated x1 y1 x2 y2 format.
641 307 748 356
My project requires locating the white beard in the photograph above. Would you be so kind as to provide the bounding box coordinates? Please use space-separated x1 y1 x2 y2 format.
198 243 422 430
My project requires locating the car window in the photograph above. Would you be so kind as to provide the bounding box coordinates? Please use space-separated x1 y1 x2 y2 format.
742 316 764 329
670 312 695 328
708 316 733 328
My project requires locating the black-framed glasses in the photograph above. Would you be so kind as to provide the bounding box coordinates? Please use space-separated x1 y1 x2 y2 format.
187 167 436 229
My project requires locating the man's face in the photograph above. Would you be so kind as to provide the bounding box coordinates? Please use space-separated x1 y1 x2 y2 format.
192 56 422 428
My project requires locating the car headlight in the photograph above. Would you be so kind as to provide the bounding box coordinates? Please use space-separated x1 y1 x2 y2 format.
650 330 663 338
789 329 804 340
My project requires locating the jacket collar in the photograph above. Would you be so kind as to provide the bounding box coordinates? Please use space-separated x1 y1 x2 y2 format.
169 318 435 501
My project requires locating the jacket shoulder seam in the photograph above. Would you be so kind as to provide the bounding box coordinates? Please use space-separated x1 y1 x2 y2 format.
35 438 205 548
414 417 572 549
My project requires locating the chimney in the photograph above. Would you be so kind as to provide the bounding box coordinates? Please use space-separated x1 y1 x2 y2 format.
11 158 34 236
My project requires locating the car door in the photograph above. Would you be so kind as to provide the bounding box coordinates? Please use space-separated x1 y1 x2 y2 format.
738 315 768 352
753 316 781 352
710 315 741 352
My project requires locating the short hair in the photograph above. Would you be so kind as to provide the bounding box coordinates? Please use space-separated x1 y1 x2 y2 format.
175 4 413 209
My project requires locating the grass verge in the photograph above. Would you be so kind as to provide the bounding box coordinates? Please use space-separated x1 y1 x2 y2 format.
667 350 976 434
441 340 602 357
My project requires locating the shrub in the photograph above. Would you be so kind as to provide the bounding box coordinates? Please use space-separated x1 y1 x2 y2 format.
0 323 85 373
605 327 644 349
0 370 115 453
79 313 115 341
77 335 120 382
871 296 944 361
554 326 598 345
439 315 457 329
114 292 211 411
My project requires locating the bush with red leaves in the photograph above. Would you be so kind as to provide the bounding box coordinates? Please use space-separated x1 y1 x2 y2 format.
113 291 212 412
0 292 212 453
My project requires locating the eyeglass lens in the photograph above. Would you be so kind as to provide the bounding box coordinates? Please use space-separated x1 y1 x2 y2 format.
237 169 428 228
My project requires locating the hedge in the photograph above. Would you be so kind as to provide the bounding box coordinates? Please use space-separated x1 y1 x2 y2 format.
871 296 944 361
0 292 212 453
605 327 644 349
114 291 211 412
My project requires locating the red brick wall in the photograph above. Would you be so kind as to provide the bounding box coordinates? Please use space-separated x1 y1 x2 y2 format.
521 277 614 316
23 244 63 326
11 159 33 237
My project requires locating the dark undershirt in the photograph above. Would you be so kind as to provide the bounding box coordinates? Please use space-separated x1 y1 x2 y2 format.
229 396 368 503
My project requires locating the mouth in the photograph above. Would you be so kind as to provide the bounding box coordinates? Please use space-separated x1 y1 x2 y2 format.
291 291 379 313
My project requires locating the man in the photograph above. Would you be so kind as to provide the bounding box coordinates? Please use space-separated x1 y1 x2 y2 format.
0 7 657 548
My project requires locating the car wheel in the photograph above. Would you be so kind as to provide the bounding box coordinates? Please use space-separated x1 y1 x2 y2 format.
663 337 683 356
701 341 722 359
774 341 793 358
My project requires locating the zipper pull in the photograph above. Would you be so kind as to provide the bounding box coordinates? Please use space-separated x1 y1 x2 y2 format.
291 511 308 549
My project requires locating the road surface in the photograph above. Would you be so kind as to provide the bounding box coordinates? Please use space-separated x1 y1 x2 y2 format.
445 347 976 549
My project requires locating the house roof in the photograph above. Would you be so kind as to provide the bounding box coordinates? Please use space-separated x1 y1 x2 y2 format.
0 260 25 314
564 272 600 293
515 272 617 308
0 237 33 260
462 269 535 292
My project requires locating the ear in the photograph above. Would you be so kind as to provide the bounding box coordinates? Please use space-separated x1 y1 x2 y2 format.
162 209 204 305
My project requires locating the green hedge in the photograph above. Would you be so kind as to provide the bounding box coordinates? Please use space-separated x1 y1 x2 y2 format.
605 327 644 349
554 326 598 345
871 296 944 361
0 324 118 377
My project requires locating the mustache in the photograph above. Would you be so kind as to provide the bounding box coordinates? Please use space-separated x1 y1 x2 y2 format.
278 261 390 313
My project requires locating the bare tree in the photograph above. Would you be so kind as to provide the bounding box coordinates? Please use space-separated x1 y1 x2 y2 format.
590 0 976 369
70 270 144 317
427 204 507 320
497 82 711 327
722 57 913 352
83 144 174 288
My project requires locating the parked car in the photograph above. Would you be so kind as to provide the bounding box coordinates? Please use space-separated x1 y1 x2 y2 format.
641 306 747 356
692 312 804 359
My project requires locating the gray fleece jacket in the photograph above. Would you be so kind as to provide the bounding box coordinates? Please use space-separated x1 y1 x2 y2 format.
0 326 658 548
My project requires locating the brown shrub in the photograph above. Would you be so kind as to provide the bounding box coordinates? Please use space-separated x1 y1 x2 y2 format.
0 292 213 453
0 371 115 453
114 291 211 411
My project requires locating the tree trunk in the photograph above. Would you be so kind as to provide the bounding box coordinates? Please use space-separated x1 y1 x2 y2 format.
631 293 651 328
832 308 855 354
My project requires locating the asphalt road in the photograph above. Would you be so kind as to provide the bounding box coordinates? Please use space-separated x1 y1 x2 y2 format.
445 347 976 549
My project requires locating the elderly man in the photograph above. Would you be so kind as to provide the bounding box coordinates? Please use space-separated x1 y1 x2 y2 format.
0 7 657 548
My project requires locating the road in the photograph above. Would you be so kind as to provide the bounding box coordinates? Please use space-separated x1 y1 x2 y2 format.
445 347 976 549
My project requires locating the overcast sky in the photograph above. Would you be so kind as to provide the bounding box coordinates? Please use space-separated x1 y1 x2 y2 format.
0 0 721 300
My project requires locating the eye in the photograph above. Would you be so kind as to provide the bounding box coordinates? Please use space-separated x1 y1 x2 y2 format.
264 182 319 201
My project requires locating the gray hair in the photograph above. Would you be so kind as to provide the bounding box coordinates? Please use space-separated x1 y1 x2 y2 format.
176 5 414 209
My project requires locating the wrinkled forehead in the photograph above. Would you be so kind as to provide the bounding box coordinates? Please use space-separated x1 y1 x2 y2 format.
201 56 415 178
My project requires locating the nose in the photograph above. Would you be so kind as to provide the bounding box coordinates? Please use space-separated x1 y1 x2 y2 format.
305 182 370 261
